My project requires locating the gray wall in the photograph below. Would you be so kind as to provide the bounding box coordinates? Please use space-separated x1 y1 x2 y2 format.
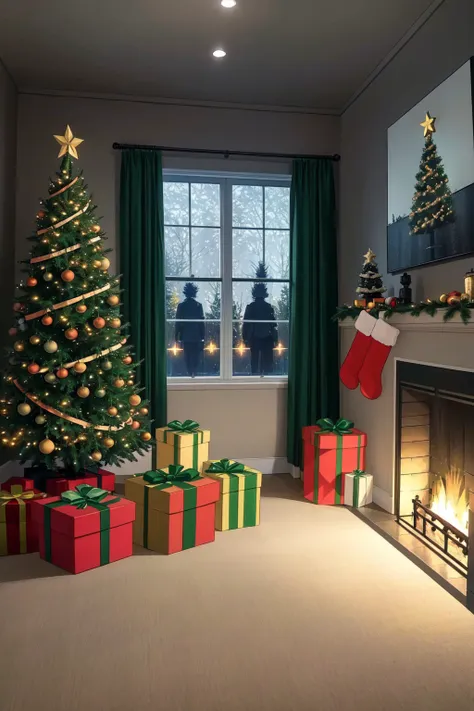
0 62 17 349
339 0 474 304
14 93 339 472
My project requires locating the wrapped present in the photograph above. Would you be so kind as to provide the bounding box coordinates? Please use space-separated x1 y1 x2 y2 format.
303 418 367 505
202 459 262 531
344 470 373 508
46 468 115 496
125 465 219 554
24 465 115 495
31 484 135 574
0 478 46 555
156 420 210 471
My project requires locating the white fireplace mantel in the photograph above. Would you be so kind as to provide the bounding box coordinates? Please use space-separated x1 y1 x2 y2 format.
338 309 474 334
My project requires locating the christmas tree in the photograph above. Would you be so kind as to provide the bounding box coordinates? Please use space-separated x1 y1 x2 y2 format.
356 249 386 300
252 261 269 299
409 112 455 235
0 126 151 471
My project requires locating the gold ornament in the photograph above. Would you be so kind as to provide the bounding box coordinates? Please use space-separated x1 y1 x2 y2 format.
76 303 87 314
74 361 87 373
91 225 101 234
56 368 69 379
103 437 114 449
109 318 121 329
141 432 152 442
44 340 58 353
35 414 46 425
102 360 113 370
95 388 106 398
114 378 125 388
43 272 53 282
101 258 110 271
39 438 55 454
439 294 448 303
54 125 84 160
17 403 32 416
107 295 120 306
77 386 90 398
44 372 57 384
129 394 141 406
78 434 87 441
107 406 118 416
420 112 436 137
14 341 25 352
363 248 376 265
29 335 41 345
93 259 102 268
139 407 148 416
90 451 102 462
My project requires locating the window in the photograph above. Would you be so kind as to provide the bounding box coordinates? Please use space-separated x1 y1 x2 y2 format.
164 176 290 381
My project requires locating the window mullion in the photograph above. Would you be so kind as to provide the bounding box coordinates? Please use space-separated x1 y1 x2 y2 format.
221 178 233 381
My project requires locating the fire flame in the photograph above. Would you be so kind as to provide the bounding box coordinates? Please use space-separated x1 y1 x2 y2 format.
430 469 469 534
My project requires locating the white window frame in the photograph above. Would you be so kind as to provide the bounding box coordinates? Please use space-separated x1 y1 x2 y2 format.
164 170 291 388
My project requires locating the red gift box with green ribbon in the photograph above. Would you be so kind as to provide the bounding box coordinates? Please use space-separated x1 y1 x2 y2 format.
45 468 115 496
303 418 367 505
125 465 219 554
0 477 46 556
31 484 135 574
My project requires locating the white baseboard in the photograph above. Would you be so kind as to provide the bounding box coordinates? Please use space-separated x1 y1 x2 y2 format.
373 485 394 514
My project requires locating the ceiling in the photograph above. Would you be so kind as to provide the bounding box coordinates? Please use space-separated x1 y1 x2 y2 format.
0 0 437 112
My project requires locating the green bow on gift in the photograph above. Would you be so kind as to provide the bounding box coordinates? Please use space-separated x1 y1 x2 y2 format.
352 469 366 478
205 459 246 475
166 419 200 433
143 464 200 487
60 484 119 510
316 417 354 435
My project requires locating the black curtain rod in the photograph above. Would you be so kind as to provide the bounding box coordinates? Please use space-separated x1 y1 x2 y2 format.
112 142 340 162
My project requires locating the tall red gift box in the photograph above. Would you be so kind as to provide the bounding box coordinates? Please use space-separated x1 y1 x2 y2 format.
45 468 115 496
31 484 135 574
0 477 46 555
303 419 367 505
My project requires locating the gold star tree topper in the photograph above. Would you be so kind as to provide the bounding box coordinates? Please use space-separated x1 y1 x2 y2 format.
53 125 84 159
363 248 376 265
420 112 436 137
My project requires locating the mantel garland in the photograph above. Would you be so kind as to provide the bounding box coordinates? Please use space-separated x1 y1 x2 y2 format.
334 299 473 325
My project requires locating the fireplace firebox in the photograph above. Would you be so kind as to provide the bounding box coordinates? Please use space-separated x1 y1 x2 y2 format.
395 361 474 577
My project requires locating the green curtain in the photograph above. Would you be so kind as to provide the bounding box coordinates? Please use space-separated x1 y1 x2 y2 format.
287 159 339 468
119 149 167 428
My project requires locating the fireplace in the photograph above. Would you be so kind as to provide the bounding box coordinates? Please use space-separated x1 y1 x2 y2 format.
395 360 474 576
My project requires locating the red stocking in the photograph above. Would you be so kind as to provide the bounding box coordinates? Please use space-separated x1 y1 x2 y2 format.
340 310 377 390
359 318 399 400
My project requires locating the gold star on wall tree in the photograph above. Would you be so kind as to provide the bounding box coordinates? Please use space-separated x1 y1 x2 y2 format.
420 112 436 137
53 125 84 159
363 248 376 265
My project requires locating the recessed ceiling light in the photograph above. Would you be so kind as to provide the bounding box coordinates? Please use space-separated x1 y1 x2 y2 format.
213 48 226 58
221 0 237 8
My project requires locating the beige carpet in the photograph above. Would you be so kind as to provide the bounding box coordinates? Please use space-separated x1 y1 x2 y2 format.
1 475 474 711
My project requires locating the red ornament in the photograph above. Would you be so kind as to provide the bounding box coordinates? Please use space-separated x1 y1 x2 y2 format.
123 356 132 365
447 290 462 305
56 368 69 379
384 296 398 308
61 269 75 283
65 328 78 341
42 315 53 326
93 317 106 329
37 210 45 219
13 302 23 312
28 363 40 374
131 420 140 430
27 277 38 287
8 327 17 336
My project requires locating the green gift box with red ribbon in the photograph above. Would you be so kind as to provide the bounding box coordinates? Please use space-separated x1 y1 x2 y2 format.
125 465 219 554
31 484 135 574
155 420 210 472
303 419 367 505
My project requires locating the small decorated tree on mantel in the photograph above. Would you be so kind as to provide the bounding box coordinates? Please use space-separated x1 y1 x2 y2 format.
0 126 152 472
355 248 386 303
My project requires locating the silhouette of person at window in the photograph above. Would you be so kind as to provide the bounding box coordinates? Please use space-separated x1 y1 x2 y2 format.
242 262 278 376
175 282 205 378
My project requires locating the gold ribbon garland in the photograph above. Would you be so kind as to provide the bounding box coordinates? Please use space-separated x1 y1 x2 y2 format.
13 379 132 432
25 283 111 321
30 236 101 264
36 201 91 236
48 176 79 198
37 339 126 374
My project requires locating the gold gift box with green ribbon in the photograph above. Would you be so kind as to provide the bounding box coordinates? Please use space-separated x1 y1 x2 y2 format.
156 420 210 471
202 459 262 531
